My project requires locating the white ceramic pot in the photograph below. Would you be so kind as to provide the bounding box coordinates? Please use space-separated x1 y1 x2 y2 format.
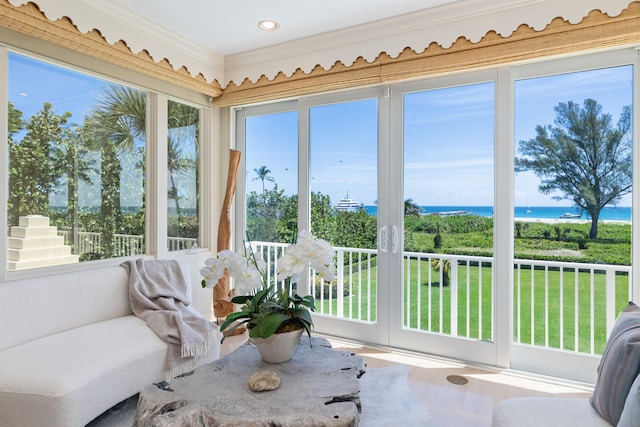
252 328 304 363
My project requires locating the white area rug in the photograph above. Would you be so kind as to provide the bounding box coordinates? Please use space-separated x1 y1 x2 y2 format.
88 364 432 426
359 364 432 426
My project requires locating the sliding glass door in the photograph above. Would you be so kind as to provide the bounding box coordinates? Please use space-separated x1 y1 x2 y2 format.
387 73 497 364
234 48 639 379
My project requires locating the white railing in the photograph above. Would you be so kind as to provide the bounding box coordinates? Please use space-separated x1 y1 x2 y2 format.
57 230 197 258
403 251 494 341
114 234 144 257
78 231 101 255
168 237 198 252
251 240 632 357
250 241 289 291
513 259 631 355
57 233 627 357
323 246 377 322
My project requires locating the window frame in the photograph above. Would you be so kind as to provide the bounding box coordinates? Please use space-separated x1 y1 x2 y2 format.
0 45 212 280
230 46 640 380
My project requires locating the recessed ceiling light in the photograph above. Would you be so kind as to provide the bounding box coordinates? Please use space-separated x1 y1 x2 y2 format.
258 20 280 32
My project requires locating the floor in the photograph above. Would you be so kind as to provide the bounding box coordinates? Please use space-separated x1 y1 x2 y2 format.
89 333 594 427
325 336 594 427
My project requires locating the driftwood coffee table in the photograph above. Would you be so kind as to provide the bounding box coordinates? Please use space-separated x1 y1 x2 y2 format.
134 336 366 426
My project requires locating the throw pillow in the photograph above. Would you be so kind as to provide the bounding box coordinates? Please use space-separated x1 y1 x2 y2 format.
590 301 640 425
618 372 640 427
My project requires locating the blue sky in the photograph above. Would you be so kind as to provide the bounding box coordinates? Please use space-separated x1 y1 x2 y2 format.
514 65 633 207
8 52 634 210
9 52 145 209
9 53 103 121
246 65 633 208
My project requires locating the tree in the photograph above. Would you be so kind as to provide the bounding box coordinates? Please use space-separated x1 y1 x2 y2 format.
83 86 146 257
7 102 24 226
404 198 424 217
246 185 289 242
50 124 95 247
332 209 377 249
310 192 335 243
167 101 200 240
515 99 632 239
82 85 199 255
253 165 275 195
8 103 72 225
431 258 451 287
7 101 22 134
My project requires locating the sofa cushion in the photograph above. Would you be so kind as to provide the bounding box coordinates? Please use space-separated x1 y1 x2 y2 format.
0 313 220 427
590 301 640 425
0 315 168 427
0 266 130 352
618 373 640 427
492 397 611 427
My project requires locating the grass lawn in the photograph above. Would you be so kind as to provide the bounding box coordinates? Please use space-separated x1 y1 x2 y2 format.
317 260 630 355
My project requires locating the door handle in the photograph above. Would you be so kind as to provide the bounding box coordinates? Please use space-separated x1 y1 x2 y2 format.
379 226 388 253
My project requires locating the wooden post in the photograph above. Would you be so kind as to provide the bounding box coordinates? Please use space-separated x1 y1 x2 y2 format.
213 149 242 320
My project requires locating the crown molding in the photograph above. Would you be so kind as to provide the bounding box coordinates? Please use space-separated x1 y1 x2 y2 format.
7 0 224 85
6 0 635 90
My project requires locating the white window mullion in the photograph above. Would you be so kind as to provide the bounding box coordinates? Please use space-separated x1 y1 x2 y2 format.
199 105 215 252
298 98 310 294
0 46 8 281
633 48 640 302
379 84 395 347
147 92 169 258
494 65 514 369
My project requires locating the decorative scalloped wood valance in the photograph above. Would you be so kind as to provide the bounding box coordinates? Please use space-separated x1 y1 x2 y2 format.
0 0 222 98
1 0 639 105
216 2 640 107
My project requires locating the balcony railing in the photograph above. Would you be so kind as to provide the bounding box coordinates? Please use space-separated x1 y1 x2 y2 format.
54 232 629 357
57 231 197 257
251 240 631 357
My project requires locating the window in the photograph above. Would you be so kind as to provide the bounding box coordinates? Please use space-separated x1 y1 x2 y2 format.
513 64 633 354
244 110 298 244
403 82 495 340
167 100 200 251
309 98 379 320
7 52 146 270
236 49 638 380
5 51 209 272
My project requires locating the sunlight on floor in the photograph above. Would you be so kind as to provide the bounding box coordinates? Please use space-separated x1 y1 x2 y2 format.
325 335 593 427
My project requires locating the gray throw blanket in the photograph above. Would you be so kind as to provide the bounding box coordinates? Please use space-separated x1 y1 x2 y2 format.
122 259 215 381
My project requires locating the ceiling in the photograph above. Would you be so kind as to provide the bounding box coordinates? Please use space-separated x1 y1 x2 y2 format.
7 0 634 86
104 0 463 56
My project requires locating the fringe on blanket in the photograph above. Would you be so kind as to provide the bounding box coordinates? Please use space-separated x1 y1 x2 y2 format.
167 326 218 381
169 359 200 381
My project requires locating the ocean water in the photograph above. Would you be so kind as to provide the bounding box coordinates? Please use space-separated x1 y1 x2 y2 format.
363 205 632 221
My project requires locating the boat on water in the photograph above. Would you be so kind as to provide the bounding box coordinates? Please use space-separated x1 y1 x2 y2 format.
335 194 361 212
560 212 581 219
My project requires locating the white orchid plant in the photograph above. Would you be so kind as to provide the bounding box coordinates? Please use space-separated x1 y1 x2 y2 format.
200 230 336 341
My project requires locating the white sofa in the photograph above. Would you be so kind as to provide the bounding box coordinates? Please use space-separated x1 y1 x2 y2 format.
493 302 640 427
0 263 220 427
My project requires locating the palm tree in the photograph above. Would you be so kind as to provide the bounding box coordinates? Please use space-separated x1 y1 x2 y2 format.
167 100 200 241
83 85 146 257
85 87 200 255
404 198 424 217
431 258 452 287
52 124 95 248
253 165 275 195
